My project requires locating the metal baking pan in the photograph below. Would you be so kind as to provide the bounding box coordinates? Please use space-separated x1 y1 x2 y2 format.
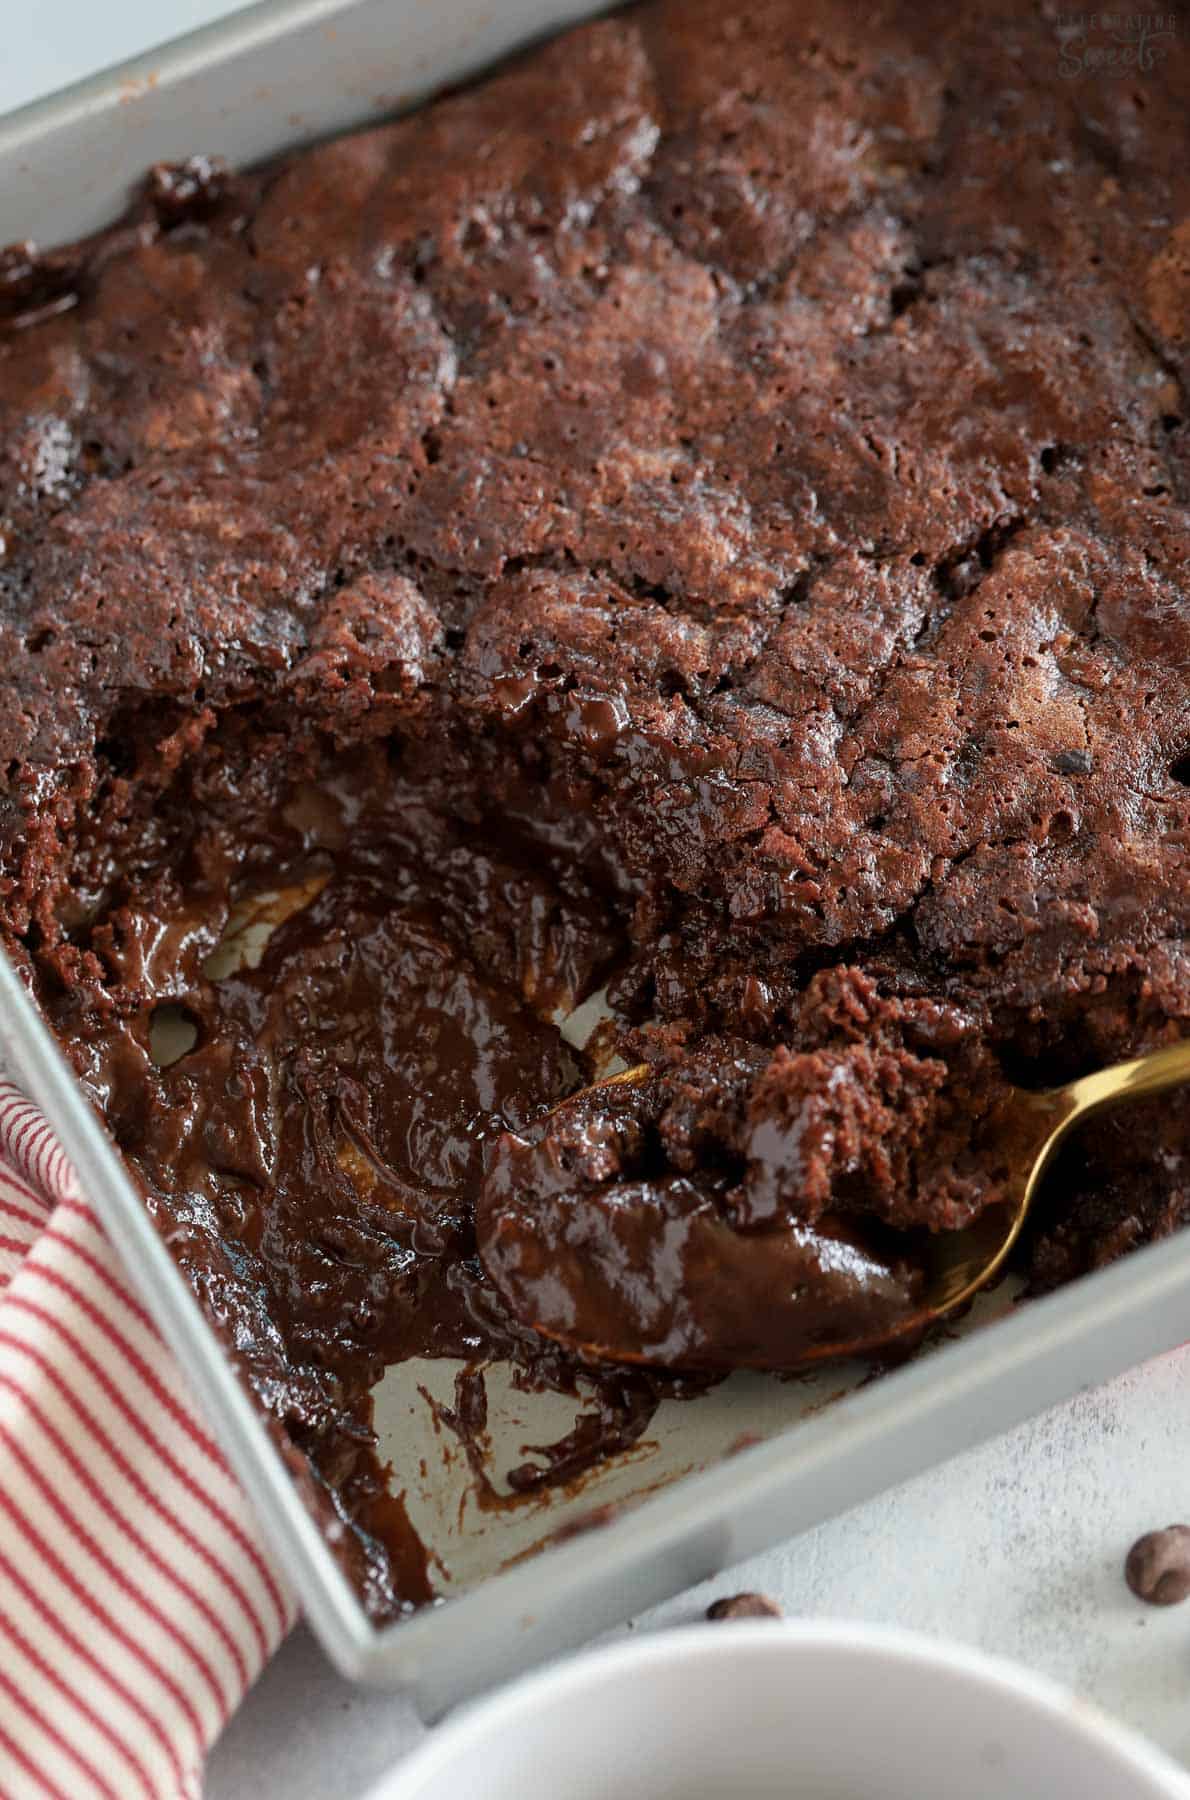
4 0 1190 1717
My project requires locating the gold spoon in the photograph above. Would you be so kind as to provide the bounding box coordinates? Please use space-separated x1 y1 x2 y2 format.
494 1037 1190 1370
906 1033 1190 1338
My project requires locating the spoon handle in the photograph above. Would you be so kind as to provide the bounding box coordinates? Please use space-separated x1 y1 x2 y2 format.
1060 1036 1190 1124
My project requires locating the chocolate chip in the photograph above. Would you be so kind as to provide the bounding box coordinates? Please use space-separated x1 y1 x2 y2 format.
1125 1526 1190 1605
705 1591 782 1621
1051 748 1093 776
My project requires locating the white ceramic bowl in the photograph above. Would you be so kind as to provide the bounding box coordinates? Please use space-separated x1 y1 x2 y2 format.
367 1620 1190 1800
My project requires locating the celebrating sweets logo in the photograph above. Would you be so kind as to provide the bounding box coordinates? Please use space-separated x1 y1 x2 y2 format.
1055 11 1179 75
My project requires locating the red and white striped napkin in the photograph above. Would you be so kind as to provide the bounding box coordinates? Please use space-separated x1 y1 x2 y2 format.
0 1078 296 1800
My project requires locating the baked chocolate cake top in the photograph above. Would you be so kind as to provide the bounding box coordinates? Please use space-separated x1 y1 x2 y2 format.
1 0 1189 1613
2 0 1188 1031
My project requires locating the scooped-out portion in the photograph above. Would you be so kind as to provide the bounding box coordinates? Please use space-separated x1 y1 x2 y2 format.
21 712 997 1613
33 723 665 1615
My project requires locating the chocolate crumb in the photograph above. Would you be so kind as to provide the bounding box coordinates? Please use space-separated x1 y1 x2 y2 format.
1125 1526 1190 1606
146 155 234 228
705 1592 783 1621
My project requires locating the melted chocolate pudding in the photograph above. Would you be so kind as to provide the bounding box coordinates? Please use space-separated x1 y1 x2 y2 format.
2 0 1189 1615
49 732 674 1613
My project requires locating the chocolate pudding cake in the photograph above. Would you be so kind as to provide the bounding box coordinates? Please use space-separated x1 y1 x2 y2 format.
1 0 1188 1615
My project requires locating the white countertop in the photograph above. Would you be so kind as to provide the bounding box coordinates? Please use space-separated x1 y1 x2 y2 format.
7 13 1190 1798
204 1345 1190 1797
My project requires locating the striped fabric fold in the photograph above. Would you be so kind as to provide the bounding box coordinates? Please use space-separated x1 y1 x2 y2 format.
0 1079 296 1800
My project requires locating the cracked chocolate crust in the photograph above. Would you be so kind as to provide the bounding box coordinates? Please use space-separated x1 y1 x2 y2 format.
2 1 1188 1010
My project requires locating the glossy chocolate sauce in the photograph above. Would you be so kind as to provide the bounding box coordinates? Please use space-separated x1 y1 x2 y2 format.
46 734 702 1613
38 727 946 1615
479 1074 925 1370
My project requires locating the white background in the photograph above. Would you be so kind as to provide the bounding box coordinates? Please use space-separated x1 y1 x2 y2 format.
6 11 1190 1798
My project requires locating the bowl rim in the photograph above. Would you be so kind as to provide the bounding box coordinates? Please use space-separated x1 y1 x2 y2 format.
368 1618 1190 1800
